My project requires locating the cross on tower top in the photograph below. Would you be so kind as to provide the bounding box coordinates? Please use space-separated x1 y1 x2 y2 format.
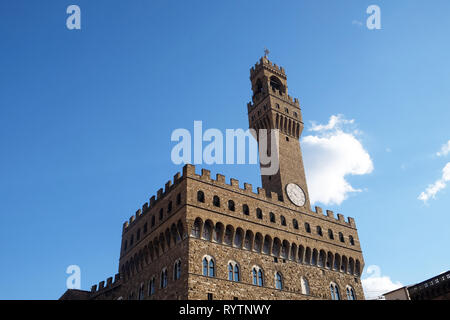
264 48 270 58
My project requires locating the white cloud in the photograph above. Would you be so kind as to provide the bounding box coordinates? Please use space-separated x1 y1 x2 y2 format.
362 265 403 300
437 140 450 157
418 162 450 202
309 114 354 132
302 115 373 206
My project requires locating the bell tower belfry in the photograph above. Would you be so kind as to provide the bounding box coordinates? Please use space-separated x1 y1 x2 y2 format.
247 56 311 210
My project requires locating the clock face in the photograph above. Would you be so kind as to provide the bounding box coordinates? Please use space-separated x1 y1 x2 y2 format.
286 183 306 207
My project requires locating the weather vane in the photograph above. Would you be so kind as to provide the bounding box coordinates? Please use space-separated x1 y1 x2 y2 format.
264 48 270 58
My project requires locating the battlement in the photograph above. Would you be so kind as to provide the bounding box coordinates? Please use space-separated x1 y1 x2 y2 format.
122 170 184 232
122 164 357 232
183 164 357 228
250 56 286 80
90 273 120 294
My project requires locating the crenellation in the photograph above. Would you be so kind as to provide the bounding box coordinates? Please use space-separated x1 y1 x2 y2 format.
270 191 279 201
201 168 211 180
182 163 196 177
106 277 113 287
157 188 163 199
348 217 356 228
122 164 357 232
326 210 334 219
230 178 239 188
165 180 172 193
258 187 267 199
149 195 156 207
215 173 225 184
98 281 105 290
173 172 181 183
244 182 253 193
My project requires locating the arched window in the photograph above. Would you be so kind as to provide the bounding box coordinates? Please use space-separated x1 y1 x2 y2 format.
346 286 356 300
243 204 249 215
228 200 235 211
228 261 240 282
252 266 264 287
173 260 181 280
151 215 155 227
330 283 341 300
148 277 155 296
305 223 311 233
301 277 310 295
167 201 172 213
316 226 323 236
213 195 220 207
254 233 263 252
263 236 271 254
349 235 355 246
339 232 345 243
275 272 283 290
293 219 299 229
269 212 276 223
234 229 243 248
224 225 234 245
197 191 205 203
202 257 208 276
176 193 181 205
202 221 213 240
270 76 284 93
280 216 286 226
159 208 164 221
209 259 215 277
256 208 263 220
202 256 215 277
138 282 145 300
213 223 223 243
244 231 253 250
328 229 334 240
191 218 202 238
160 268 168 289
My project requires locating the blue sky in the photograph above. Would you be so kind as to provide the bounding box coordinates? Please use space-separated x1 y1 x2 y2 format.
0 0 449 299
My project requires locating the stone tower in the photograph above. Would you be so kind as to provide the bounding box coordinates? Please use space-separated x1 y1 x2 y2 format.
60 56 366 301
248 56 310 210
